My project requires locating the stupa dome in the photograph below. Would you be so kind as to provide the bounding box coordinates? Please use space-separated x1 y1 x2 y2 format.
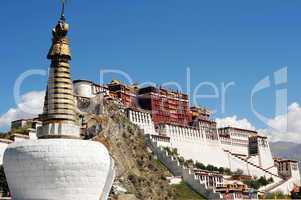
4 139 114 200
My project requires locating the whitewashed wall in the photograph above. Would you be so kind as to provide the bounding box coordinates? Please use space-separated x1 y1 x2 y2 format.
159 124 229 168
128 110 157 135
248 155 260 167
73 81 93 98
290 163 301 186
258 138 275 170
127 110 292 192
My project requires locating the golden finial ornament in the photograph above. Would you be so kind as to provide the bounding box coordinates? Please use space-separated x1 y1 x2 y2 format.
60 0 66 20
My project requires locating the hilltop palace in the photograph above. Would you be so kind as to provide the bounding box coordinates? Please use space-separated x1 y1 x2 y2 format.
1 4 300 200
73 80 301 194
3 78 299 198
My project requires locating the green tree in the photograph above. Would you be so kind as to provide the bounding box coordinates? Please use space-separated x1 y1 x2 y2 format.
178 157 185 165
184 159 194 168
218 167 225 174
258 176 269 186
195 162 206 170
224 168 232 175
243 179 261 190
171 148 178 157
163 147 172 155
267 177 274 184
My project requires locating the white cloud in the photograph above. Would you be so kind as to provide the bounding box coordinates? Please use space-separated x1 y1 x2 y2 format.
216 115 256 130
216 102 301 143
262 102 301 142
0 91 45 130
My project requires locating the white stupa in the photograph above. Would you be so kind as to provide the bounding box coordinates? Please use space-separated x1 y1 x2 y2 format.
3 3 114 200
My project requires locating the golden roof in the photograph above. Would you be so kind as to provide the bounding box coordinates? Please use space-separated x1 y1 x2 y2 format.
111 79 121 85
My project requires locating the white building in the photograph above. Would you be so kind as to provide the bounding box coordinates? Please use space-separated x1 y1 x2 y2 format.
194 169 224 189
127 109 301 195
126 108 157 136
218 127 257 158
73 80 109 98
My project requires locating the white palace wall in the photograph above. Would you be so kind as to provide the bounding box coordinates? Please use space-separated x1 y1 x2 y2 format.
163 123 281 180
128 111 279 173
220 137 248 158
73 80 109 99
127 110 296 192
248 155 260 168
257 138 275 170
73 80 93 98
219 128 251 158
127 109 157 136
157 124 229 168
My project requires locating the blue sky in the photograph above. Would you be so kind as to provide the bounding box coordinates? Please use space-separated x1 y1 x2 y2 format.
0 0 301 134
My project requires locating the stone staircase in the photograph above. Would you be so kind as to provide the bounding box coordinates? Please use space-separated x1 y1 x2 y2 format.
145 135 221 199
264 165 276 171
261 178 291 193
246 155 256 161
224 150 294 195
224 150 281 178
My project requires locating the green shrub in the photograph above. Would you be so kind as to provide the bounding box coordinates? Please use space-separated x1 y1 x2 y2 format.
218 167 225 174
195 162 206 170
243 176 273 190
171 148 178 157
178 157 185 165
265 192 287 199
184 159 194 168
224 168 232 175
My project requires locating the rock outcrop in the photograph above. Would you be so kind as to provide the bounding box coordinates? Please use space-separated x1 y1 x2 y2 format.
79 97 176 200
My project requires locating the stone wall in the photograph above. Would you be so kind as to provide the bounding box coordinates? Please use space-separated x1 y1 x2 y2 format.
258 140 275 170
145 135 221 199
154 124 230 168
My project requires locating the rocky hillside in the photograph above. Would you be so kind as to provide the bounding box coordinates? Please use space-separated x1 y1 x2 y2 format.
79 97 176 200
78 96 205 199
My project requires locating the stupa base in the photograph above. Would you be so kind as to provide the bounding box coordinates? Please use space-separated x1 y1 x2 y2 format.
3 139 114 200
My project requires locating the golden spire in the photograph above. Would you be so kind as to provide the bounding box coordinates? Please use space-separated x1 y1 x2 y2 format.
38 1 79 139
60 0 66 21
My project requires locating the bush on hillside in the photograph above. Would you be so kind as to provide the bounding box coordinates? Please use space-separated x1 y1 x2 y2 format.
195 162 206 170
243 176 273 190
265 192 288 199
